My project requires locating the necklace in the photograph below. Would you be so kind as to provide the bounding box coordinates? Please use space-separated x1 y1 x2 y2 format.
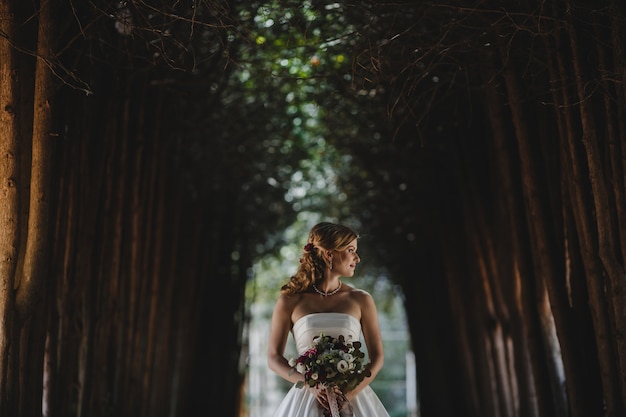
312 281 342 296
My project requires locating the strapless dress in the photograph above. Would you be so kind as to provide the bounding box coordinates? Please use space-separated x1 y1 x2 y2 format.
272 312 390 417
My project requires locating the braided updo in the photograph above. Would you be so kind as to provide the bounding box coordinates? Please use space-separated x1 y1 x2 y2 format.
280 222 359 295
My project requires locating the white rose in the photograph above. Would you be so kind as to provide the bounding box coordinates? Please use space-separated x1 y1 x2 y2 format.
337 360 349 373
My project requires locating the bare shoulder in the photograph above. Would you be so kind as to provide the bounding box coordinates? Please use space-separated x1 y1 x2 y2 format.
344 285 376 312
345 287 380 331
275 291 303 312
346 285 373 301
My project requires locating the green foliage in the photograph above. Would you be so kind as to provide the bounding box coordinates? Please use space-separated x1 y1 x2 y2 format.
221 1 372 259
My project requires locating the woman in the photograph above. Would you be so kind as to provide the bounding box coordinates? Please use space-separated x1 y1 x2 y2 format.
268 222 390 417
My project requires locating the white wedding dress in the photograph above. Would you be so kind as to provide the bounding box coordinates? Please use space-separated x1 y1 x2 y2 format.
272 312 390 417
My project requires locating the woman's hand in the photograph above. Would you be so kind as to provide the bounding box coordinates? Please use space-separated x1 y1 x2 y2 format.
308 386 330 413
337 388 355 415
312 385 348 416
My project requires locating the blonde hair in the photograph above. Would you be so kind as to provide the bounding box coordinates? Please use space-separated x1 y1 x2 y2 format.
281 222 359 295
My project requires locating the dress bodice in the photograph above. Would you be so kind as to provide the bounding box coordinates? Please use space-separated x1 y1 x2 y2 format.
274 312 390 417
292 313 361 355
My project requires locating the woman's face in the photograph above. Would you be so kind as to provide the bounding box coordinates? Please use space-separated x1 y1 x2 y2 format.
333 238 360 276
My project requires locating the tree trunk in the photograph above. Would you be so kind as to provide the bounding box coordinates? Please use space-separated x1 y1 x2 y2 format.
566 5 626 414
483 59 541 417
13 0 57 415
499 48 571 417
0 0 20 413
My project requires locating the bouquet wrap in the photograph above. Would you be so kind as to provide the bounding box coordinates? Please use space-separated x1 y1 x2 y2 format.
325 386 340 417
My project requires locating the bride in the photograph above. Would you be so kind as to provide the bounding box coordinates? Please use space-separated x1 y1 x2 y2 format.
267 222 390 417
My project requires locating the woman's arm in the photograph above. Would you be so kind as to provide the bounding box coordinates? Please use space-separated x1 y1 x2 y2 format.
345 290 385 401
267 294 305 385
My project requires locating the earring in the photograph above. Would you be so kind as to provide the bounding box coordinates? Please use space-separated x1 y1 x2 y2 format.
330 259 333 270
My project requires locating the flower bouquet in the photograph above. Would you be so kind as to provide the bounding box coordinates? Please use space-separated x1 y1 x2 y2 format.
289 333 371 417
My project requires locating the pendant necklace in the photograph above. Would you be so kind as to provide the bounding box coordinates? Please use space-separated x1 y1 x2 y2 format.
312 281 342 296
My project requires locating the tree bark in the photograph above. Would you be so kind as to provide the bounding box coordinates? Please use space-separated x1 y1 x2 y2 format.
566 6 626 413
14 0 55 320
14 0 58 415
483 59 541 417
498 41 571 417
0 0 20 413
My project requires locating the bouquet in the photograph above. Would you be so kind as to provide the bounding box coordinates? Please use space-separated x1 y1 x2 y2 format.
289 333 371 417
